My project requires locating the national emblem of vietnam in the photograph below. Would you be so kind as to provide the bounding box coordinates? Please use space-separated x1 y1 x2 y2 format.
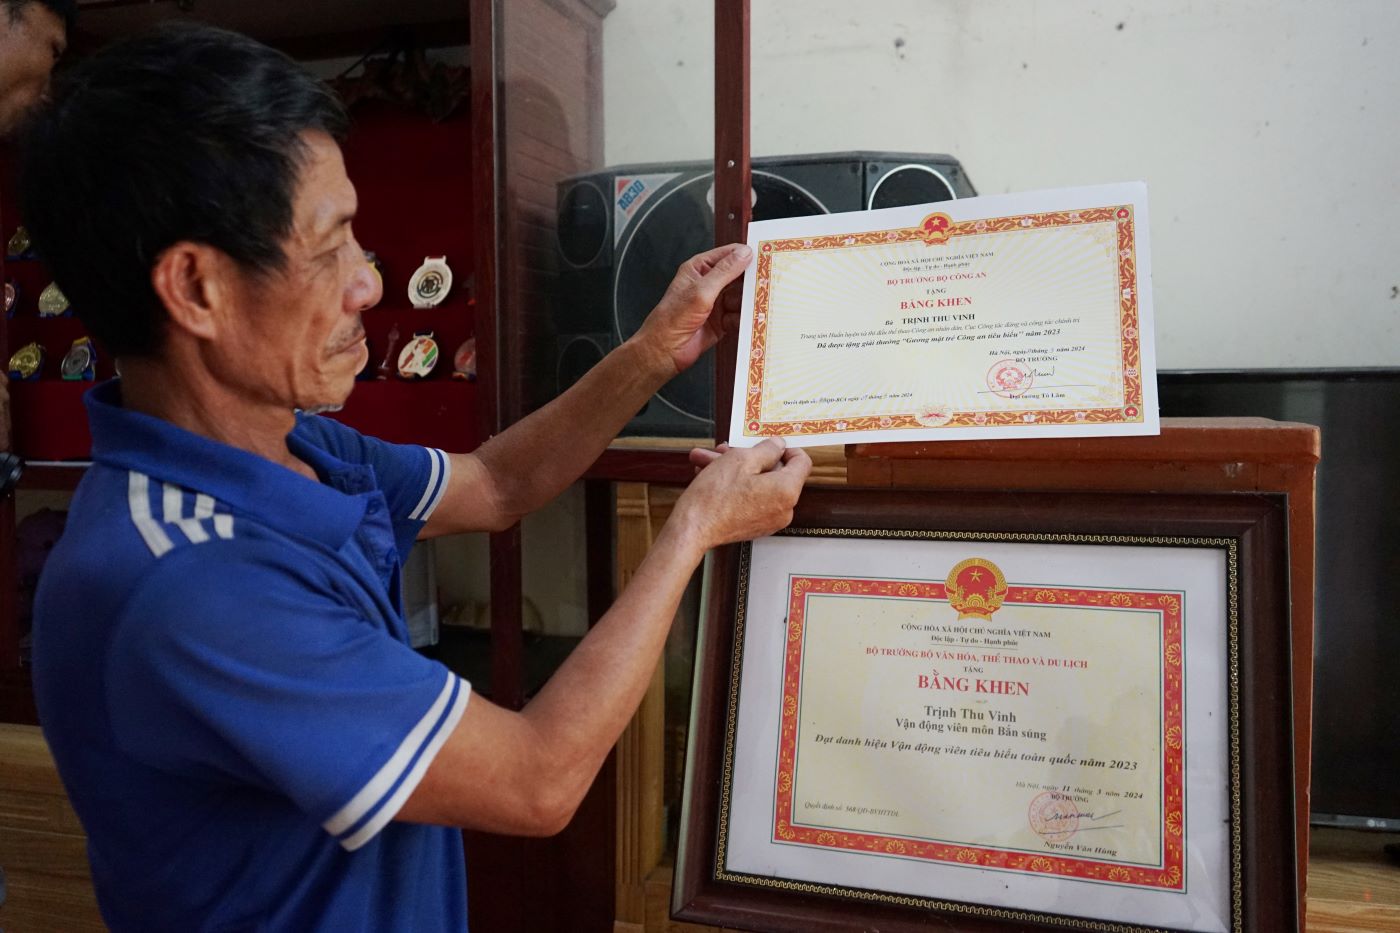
944 557 1008 621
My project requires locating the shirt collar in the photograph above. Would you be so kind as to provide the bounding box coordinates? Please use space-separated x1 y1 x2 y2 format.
85 380 368 549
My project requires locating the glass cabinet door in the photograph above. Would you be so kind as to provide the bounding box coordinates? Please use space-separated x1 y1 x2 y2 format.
495 0 718 441
486 0 717 682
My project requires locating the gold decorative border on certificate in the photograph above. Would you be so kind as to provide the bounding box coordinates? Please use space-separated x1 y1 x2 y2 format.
772 574 1184 889
713 530 1243 933
741 206 1144 439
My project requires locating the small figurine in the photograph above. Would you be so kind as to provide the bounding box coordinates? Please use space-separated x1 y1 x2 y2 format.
376 324 401 381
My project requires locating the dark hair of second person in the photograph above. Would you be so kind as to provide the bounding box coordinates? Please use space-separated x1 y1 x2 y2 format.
20 22 349 357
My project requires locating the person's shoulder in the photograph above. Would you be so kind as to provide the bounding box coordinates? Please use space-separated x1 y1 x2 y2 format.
36 467 328 674
98 504 336 653
55 464 308 589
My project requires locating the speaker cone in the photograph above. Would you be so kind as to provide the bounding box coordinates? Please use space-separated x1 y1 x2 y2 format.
867 164 956 211
556 335 606 395
556 181 609 268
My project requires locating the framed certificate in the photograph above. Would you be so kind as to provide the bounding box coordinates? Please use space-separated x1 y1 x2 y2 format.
674 489 1296 932
729 183 1159 447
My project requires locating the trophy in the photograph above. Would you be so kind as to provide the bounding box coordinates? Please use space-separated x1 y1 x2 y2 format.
375 324 401 380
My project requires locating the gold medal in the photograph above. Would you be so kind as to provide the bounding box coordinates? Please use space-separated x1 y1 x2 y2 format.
8 342 44 380
6 226 31 258
38 281 70 317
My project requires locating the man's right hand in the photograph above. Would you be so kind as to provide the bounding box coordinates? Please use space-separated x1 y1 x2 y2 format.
670 439 811 553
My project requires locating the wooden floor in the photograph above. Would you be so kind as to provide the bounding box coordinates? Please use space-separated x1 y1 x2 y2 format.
0 724 105 932
1305 828 1400 933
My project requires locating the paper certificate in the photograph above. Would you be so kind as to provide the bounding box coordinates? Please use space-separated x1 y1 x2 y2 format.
777 565 1180 886
721 534 1232 932
728 183 1158 446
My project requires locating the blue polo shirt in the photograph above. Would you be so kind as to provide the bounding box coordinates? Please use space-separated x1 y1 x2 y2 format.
32 381 471 932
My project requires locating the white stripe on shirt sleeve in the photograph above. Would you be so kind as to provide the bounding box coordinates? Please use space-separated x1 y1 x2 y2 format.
339 676 470 852
407 448 443 521
408 448 452 523
322 671 470 842
417 449 451 522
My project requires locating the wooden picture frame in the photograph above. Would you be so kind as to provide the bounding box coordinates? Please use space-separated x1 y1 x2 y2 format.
674 487 1297 932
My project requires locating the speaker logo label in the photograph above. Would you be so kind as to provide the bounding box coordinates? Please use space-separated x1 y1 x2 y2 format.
617 178 646 211
614 173 680 242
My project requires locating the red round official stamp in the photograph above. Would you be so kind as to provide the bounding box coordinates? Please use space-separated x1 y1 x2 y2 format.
1028 791 1080 843
987 359 1033 398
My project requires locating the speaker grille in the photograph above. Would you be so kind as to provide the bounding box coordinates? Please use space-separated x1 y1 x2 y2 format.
867 164 956 211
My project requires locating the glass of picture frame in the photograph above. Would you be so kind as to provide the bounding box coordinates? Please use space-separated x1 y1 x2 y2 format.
674 487 1297 933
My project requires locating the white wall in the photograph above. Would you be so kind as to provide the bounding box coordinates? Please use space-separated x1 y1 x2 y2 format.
603 0 1400 369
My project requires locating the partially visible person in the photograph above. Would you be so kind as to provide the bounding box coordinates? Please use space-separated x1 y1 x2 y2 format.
0 0 70 136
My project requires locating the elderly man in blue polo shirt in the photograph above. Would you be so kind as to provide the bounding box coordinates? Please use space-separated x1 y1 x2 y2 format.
23 24 810 933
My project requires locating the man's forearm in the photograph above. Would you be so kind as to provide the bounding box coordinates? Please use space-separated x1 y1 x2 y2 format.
398 439 806 835
472 338 676 520
521 519 704 813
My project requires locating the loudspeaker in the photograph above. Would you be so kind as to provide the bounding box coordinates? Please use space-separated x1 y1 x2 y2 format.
552 152 977 437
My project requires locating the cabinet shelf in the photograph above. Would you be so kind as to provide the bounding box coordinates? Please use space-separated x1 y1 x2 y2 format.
7 377 479 462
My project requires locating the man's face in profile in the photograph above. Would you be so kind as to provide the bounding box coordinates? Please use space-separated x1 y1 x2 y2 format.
214 131 380 415
0 2 66 137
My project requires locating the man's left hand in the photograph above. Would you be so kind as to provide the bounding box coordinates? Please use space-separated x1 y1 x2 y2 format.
629 243 752 377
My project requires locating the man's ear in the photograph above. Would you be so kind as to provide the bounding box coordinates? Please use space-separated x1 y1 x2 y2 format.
150 242 237 341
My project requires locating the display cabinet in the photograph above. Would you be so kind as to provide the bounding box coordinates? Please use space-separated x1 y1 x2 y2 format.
0 0 618 930
0 0 490 700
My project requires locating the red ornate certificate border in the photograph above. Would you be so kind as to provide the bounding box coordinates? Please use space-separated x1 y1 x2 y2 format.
742 206 1144 438
773 575 1186 891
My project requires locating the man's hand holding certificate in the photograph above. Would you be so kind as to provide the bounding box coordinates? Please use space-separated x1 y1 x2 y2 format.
728 183 1158 446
